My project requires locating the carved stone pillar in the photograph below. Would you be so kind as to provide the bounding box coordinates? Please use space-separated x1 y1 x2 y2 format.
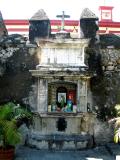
37 78 48 113
77 79 87 112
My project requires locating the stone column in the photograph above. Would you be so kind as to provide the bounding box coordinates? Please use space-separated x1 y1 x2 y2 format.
77 79 87 112
37 78 48 113
77 80 81 112
87 79 93 111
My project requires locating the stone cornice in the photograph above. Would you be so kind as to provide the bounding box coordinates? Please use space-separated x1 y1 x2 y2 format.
35 38 90 48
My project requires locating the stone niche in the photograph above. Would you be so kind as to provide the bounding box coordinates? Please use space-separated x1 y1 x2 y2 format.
29 38 95 150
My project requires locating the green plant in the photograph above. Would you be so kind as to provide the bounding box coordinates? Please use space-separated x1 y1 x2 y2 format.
114 119 120 143
0 102 32 149
113 104 120 143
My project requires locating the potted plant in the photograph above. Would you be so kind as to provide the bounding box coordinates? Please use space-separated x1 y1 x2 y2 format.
0 102 32 160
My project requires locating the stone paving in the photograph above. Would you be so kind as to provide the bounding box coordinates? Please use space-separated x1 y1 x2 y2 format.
14 143 120 160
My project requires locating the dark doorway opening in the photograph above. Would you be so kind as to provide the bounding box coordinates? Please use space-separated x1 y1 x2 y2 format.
57 117 67 131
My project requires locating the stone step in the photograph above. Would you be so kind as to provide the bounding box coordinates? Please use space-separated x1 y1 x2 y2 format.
27 132 93 150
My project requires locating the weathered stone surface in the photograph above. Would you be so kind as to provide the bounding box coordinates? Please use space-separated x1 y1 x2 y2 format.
0 34 27 67
30 132 92 142
78 80 87 112
63 141 75 150
18 124 29 145
91 69 120 121
28 132 92 150
0 11 8 38
106 143 120 158
29 9 51 42
80 8 98 40
76 141 87 149
100 34 120 49
0 34 25 45
83 47 120 144
80 9 101 76
0 37 39 107
80 8 98 20
80 113 95 135
36 141 48 150
101 49 120 71
23 84 38 111
56 31 70 39
37 79 48 113
27 112 95 150
94 119 113 145
32 113 95 135
30 9 49 21
85 48 103 75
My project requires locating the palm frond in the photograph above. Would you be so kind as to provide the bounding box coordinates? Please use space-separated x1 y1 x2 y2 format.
114 133 119 143
5 120 22 145
115 119 120 128
0 102 32 148
0 103 15 120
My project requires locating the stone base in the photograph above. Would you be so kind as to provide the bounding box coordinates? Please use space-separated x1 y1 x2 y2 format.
27 132 93 150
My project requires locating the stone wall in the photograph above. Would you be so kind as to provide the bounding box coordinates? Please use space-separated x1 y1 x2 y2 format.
91 48 120 119
90 48 120 145
0 34 39 110
101 49 120 72
83 32 120 145
94 119 113 145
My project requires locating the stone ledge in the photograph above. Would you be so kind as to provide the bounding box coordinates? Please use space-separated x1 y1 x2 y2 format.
28 132 93 150
32 112 96 118
30 133 92 142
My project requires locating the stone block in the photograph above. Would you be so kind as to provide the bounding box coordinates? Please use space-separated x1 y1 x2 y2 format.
28 139 37 148
51 143 56 150
63 141 75 150
76 141 87 149
36 141 48 150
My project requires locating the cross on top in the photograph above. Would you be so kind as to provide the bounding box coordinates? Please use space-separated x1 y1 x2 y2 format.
56 11 70 31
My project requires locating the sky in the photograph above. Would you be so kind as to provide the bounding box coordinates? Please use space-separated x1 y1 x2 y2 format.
0 0 120 21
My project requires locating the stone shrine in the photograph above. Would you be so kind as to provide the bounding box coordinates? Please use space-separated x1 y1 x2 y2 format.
28 9 96 150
